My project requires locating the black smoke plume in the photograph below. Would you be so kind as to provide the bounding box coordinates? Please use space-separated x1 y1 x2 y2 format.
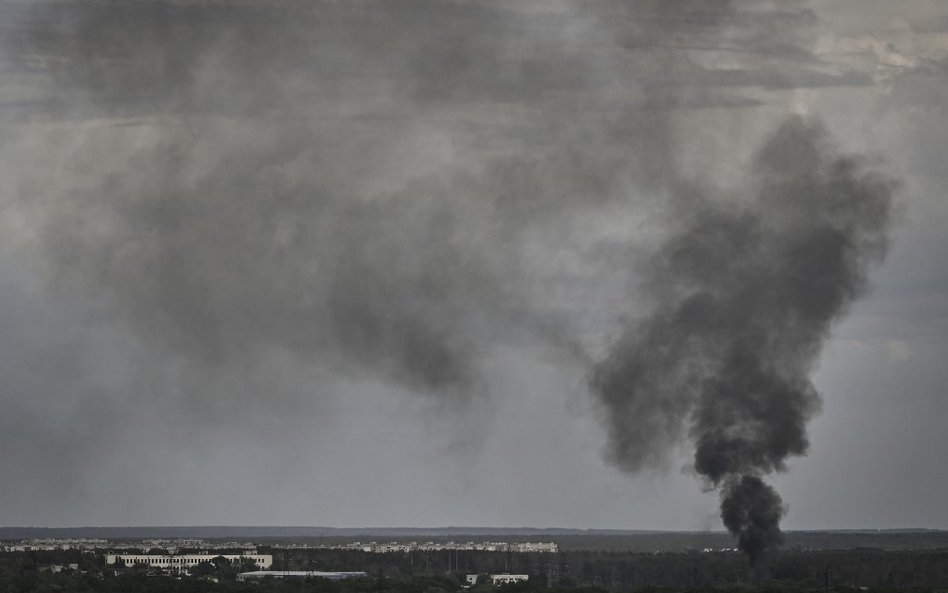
721 475 784 580
592 116 895 572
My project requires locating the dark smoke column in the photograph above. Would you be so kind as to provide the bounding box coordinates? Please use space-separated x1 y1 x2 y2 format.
592 117 894 576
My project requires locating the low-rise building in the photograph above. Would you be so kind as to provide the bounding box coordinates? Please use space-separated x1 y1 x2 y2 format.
105 553 271 572
465 574 530 586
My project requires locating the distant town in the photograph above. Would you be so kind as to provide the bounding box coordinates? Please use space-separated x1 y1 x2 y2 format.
1 537 557 554
4 531 948 591
0 537 556 581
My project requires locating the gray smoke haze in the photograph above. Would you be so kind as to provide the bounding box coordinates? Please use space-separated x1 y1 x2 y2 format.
592 116 895 570
0 0 911 538
1 0 860 407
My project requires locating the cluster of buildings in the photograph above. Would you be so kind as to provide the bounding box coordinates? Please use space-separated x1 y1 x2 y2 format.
316 541 558 554
111 539 257 554
0 538 260 554
3 537 545 583
1 538 107 552
3 537 557 555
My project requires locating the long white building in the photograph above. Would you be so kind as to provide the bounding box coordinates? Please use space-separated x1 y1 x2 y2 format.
106 554 272 570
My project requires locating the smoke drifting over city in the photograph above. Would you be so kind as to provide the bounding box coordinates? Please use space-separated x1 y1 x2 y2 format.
2 0 945 559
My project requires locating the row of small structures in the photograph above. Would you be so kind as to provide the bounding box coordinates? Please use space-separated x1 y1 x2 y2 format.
237 571 368 582
106 553 529 584
234 572 528 583
5 538 556 554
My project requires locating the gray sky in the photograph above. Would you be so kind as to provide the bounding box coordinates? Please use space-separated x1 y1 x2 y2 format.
0 0 946 531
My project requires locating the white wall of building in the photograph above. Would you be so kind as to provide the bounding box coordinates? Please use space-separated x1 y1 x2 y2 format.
105 554 272 570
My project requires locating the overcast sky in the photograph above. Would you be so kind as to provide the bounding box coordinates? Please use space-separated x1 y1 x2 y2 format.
0 0 946 531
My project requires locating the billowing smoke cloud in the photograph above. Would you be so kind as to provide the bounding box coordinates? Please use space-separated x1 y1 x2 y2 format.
0 0 897 529
2 0 850 408
592 116 895 573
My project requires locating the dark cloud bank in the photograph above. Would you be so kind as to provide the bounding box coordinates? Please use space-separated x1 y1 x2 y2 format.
0 0 894 570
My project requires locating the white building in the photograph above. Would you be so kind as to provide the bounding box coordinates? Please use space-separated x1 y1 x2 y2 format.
492 574 529 585
466 574 530 586
511 542 558 553
105 553 271 571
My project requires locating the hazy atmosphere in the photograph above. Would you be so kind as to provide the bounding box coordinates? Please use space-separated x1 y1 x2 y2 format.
1 0 947 535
